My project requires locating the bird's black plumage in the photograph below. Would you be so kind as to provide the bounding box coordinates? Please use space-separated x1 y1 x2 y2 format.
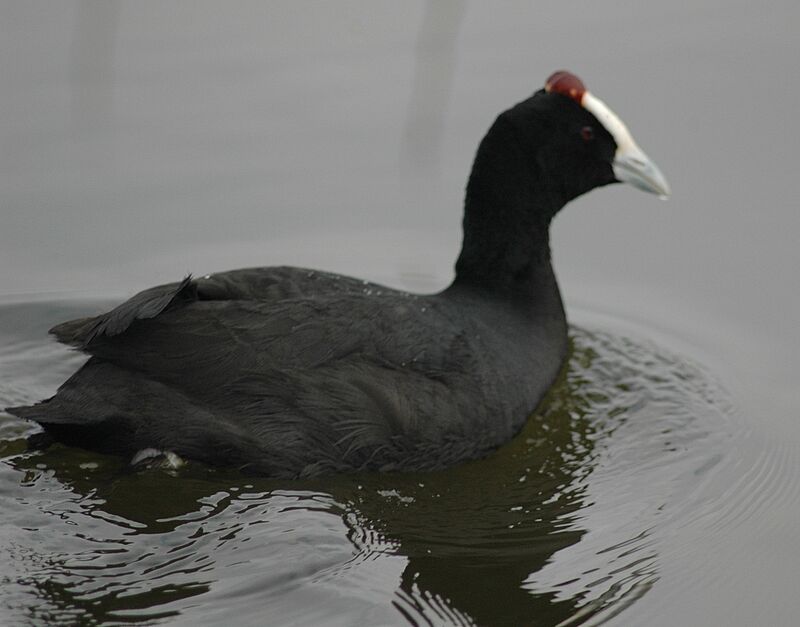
8 80 646 477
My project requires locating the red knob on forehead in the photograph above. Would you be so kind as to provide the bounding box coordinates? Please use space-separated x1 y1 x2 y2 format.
544 70 586 104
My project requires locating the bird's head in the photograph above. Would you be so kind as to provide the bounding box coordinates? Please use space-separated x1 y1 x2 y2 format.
457 71 670 286
495 70 670 206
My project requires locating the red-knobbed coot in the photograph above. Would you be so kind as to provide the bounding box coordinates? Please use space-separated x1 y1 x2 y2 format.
8 71 670 477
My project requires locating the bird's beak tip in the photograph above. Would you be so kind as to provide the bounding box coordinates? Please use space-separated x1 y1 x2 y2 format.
613 147 671 199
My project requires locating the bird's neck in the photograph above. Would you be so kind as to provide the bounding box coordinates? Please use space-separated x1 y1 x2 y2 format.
451 115 565 298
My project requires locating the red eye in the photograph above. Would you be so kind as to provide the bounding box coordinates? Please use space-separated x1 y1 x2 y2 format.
581 126 594 142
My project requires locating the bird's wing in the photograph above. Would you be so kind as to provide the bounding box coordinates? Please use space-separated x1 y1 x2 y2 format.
81 291 474 392
31 291 492 473
50 276 196 347
49 267 379 348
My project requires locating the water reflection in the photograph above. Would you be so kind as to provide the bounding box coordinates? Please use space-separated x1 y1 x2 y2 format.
0 302 733 626
337 355 596 625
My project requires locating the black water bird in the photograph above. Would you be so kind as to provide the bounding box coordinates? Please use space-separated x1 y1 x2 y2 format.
8 71 670 477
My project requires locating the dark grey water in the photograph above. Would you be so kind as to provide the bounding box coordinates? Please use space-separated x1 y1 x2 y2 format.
2 2 799 625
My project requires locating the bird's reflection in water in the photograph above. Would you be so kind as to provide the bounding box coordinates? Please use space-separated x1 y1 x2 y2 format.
337 336 603 626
